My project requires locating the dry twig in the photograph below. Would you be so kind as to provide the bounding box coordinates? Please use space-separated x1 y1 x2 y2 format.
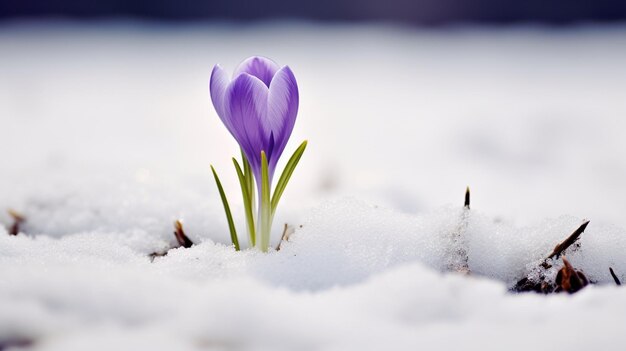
609 267 621 286
547 220 590 260
275 223 295 251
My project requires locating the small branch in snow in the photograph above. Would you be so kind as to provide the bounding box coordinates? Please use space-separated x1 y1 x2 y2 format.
547 220 590 260
609 267 621 285
276 223 295 251
7 209 25 236
464 186 470 209
174 220 194 248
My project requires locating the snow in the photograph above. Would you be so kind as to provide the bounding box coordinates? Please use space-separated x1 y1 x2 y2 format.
2 21 626 350
2 224 626 350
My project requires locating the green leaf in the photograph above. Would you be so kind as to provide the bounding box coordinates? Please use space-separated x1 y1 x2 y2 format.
233 158 256 247
259 151 272 252
210 165 240 251
271 140 308 214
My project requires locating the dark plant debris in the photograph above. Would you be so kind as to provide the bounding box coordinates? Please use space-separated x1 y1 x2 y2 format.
464 186 470 209
609 267 621 286
0 338 34 351
514 276 554 294
148 251 168 261
7 209 25 235
514 220 592 294
149 220 195 261
174 220 194 248
555 257 588 294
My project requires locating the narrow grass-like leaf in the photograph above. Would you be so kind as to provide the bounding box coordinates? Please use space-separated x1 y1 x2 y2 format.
271 140 307 214
259 151 272 252
241 149 255 201
233 158 256 247
210 165 240 251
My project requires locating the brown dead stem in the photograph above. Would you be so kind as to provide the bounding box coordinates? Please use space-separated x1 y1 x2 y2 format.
174 220 194 248
547 220 590 260
7 209 25 235
275 223 295 251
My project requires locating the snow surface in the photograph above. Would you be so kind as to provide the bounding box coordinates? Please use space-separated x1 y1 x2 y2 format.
2 22 626 350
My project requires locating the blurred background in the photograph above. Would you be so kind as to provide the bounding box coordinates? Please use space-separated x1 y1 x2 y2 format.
2 0 626 24
1 0 626 239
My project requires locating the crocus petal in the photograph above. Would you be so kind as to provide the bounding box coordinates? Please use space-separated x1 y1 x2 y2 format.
209 64 232 130
234 56 280 88
266 66 299 172
223 73 269 180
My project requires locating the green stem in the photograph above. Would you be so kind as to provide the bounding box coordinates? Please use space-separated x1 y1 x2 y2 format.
258 151 272 252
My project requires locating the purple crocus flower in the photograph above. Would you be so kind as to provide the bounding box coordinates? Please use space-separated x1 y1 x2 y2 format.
210 56 299 184
209 56 307 252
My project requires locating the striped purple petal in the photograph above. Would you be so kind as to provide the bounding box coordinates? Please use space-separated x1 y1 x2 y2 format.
234 56 280 88
266 66 299 173
209 64 232 131
223 73 269 180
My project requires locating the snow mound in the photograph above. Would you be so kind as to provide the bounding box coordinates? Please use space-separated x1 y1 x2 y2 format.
2 197 626 350
231 198 622 290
